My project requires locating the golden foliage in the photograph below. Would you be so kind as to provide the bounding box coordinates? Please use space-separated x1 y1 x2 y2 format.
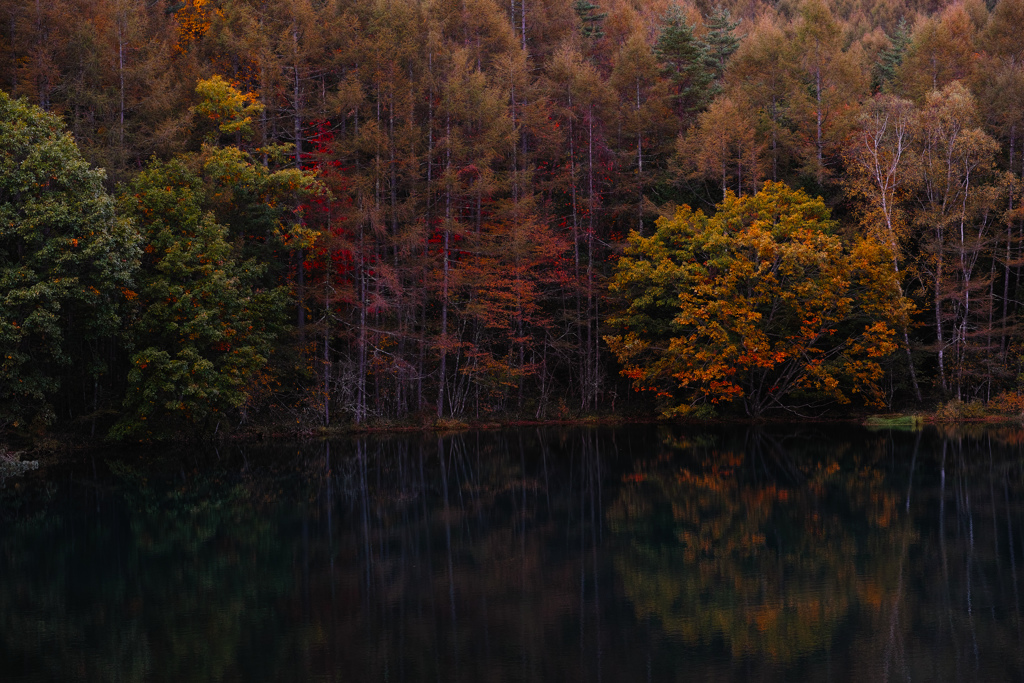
606 182 907 416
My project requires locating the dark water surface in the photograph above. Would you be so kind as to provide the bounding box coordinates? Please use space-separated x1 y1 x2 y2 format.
4 424 1024 682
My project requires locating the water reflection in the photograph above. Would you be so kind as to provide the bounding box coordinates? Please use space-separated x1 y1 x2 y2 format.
1 426 1024 681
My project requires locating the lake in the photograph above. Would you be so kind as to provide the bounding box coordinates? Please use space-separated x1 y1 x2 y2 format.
2 424 1023 682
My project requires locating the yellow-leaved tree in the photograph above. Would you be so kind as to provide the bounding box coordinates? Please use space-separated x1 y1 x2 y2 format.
605 182 909 417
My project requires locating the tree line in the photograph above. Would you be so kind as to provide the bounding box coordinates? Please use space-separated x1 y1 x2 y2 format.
4 0 1024 437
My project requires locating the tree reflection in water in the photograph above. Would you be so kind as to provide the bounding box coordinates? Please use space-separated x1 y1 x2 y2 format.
0 426 1024 681
611 425 1024 681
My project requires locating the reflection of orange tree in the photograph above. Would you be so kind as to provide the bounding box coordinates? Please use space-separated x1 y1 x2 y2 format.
609 434 910 662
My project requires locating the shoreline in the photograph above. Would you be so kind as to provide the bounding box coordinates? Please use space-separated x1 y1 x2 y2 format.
9 407 1024 459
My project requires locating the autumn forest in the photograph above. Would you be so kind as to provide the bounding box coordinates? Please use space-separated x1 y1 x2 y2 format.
3 0 1024 440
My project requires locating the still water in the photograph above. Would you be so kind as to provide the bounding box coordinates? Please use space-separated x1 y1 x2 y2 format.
2 424 1024 682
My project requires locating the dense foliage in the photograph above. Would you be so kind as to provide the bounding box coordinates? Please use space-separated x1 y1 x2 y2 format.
0 91 139 432
607 184 905 416
115 155 288 439
6 0 1024 437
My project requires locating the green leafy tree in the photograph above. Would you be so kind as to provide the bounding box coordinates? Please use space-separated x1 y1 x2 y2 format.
111 78 316 440
0 91 139 431
605 182 907 417
113 156 287 440
191 74 265 145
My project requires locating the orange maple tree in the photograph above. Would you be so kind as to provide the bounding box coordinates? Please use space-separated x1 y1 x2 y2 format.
606 182 909 417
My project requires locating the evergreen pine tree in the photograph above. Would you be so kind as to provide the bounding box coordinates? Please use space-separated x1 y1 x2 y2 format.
655 6 713 119
573 0 607 40
873 19 910 92
702 5 742 84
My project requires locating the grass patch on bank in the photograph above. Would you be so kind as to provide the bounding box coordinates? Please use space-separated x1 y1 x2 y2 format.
864 414 925 431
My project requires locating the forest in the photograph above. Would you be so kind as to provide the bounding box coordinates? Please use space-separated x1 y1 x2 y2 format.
3 0 1024 440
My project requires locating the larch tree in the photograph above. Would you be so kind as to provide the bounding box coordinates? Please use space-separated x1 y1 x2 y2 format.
544 42 614 411
790 0 868 187
336 0 425 422
609 32 674 235
431 46 514 417
679 93 764 200
976 0 1024 357
726 14 799 184
895 4 978 103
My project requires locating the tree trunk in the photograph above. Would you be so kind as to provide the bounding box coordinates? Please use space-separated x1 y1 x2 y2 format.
437 115 452 419
935 223 948 395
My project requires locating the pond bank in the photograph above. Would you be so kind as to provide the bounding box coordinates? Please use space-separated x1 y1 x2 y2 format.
8 401 1024 458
